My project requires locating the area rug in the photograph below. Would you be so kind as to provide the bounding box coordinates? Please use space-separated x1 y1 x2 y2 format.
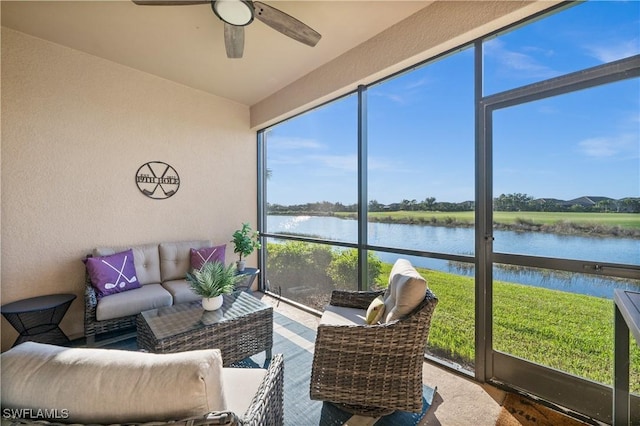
97 312 437 425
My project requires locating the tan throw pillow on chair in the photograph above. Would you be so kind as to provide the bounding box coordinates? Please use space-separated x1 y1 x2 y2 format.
365 295 386 324
383 258 427 322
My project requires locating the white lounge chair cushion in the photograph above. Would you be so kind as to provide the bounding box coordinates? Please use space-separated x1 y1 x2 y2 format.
0 342 227 424
319 304 367 326
222 367 268 417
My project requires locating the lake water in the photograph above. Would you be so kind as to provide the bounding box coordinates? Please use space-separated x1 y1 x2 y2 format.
267 215 640 298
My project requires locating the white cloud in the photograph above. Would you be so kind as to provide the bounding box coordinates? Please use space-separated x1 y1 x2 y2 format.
578 133 639 159
387 94 407 104
268 136 324 151
370 90 407 105
579 138 616 157
268 154 308 166
369 75 431 105
484 38 558 79
310 154 357 172
368 156 403 171
584 39 640 63
405 77 430 90
273 152 418 178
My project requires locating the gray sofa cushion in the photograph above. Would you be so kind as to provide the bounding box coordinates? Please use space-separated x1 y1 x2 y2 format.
163 278 202 304
94 243 161 285
160 240 212 282
96 283 172 321
1 342 227 424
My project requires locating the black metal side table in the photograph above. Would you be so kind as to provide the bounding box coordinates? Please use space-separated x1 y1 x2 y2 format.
1 293 76 347
235 267 260 292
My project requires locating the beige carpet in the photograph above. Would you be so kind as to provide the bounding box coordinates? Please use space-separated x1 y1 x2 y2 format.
496 394 589 426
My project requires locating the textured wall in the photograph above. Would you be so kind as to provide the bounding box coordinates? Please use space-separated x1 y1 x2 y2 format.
1 28 255 350
250 0 561 129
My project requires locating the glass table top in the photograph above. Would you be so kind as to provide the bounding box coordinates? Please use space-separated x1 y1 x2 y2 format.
140 291 271 340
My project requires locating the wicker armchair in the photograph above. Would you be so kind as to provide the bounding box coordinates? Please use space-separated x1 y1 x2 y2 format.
310 288 438 416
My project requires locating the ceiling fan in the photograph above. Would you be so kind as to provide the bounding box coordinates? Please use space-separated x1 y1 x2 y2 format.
132 0 321 59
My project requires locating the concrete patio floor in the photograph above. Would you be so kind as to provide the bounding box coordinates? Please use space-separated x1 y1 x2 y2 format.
255 292 594 426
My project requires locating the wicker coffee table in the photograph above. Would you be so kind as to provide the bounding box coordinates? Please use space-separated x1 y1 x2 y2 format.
137 291 273 366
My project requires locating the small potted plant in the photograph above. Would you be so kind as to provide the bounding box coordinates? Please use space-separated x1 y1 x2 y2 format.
186 262 240 311
231 222 261 272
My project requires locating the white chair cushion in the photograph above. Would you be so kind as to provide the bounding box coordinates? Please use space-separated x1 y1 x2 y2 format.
222 367 267 417
319 304 366 326
0 342 227 424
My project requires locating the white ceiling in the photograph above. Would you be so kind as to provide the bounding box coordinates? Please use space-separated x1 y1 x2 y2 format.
1 0 431 106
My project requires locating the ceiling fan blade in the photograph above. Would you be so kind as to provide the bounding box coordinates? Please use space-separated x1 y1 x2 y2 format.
253 1 321 48
224 23 244 58
132 1 210 5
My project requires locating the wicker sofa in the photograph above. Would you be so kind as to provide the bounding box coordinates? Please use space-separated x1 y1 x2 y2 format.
84 239 223 346
1 342 284 426
310 259 438 416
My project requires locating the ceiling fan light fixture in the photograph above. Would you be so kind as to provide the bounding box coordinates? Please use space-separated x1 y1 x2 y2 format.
212 0 254 26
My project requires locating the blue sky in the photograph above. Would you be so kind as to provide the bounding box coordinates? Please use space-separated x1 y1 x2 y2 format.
266 0 640 206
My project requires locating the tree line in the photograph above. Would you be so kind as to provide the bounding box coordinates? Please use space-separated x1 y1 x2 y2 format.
267 193 640 214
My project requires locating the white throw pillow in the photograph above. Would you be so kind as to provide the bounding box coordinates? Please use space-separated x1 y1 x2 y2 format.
383 258 427 322
1 342 226 424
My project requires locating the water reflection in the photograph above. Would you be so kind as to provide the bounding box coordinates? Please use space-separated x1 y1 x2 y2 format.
447 260 639 298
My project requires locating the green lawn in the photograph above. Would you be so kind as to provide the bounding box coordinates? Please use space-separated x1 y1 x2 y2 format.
494 211 640 230
376 263 640 393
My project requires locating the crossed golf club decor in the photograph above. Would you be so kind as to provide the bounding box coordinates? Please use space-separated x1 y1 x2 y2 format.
135 161 180 200
101 255 138 290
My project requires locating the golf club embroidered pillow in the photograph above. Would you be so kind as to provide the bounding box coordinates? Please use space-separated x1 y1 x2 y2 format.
85 249 141 299
190 245 226 271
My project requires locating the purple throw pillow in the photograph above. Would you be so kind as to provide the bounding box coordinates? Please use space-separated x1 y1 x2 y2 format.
85 249 141 299
190 244 226 270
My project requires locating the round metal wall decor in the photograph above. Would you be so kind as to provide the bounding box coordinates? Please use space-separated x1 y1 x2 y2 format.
135 161 180 200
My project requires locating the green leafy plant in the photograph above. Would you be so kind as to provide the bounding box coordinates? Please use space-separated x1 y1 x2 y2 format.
231 223 261 261
327 249 383 290
185 262 239 298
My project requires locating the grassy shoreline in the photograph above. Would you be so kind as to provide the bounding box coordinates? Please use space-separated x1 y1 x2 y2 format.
318 211 640 238
374 263 640 393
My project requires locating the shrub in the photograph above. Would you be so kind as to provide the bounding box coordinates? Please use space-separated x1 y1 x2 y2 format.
327 249 383 290
266 242 384 296
266 241 334 295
